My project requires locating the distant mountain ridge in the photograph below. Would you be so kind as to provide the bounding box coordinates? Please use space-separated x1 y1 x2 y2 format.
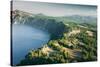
12 10 97 65
12 10 68 39
61 15 97 23
12 10 97 24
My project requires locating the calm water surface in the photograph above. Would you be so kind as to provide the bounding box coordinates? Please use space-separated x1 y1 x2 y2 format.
12 24 50 65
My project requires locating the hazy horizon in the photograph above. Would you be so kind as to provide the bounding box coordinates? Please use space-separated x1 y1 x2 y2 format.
13 1 97 17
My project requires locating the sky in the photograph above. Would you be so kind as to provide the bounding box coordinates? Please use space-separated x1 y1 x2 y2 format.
12 1 97 17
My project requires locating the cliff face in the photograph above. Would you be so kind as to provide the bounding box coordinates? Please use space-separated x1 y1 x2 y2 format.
12 10 69 39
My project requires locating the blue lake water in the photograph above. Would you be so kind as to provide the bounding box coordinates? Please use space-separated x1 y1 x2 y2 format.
12 24 50 65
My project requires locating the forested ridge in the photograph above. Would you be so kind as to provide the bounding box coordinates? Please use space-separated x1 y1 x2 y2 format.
12 10 97 66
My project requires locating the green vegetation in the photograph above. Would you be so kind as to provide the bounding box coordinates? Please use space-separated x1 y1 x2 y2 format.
12 10 97 66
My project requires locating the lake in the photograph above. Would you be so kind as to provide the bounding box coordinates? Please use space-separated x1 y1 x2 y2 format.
12 24 50 65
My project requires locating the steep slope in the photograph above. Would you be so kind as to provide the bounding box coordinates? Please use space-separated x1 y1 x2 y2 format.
11 10 97 66
12 10 69 39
